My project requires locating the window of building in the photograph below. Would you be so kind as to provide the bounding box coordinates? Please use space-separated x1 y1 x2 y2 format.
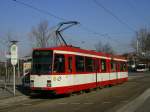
101 59 106 72
75 56 85 72
53 54 65 73
85 57 94 72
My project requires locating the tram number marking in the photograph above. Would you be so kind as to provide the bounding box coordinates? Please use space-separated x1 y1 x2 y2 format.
57 76 62 81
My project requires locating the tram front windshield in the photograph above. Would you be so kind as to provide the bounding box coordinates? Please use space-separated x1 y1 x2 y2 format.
32 50 53 74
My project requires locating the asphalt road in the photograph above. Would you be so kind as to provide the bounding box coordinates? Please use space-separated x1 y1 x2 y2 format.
0 72 150 112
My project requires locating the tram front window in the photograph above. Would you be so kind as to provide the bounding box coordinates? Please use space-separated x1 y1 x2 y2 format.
32 50 53 74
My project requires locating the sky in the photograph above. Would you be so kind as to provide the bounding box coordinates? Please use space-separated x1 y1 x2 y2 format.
0 0 150 58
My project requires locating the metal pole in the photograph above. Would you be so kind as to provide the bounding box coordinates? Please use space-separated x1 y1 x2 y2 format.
6 60 7 82
4 60 8 89
17 59 20 78
137 39 139 54
4 49 8 89
13 65 16 96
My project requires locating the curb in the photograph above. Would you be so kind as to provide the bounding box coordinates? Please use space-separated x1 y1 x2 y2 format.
116 88 150 112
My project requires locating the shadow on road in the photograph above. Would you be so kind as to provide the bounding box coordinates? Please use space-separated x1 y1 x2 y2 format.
16 85 31 96
16 85 70 99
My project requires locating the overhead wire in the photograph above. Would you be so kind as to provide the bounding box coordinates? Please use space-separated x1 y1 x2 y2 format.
12 0 108 39
12 0 131 50
93 0 136 32
12 0 67 21
126 0 147 23
78 24 130 47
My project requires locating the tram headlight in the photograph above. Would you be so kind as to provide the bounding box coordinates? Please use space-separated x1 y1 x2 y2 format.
30 80 34 87
47 80 51 87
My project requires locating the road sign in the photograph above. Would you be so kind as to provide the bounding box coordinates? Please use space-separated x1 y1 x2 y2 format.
10 44 18 65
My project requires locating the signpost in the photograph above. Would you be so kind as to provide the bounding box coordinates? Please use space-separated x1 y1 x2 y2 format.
10 42 18 96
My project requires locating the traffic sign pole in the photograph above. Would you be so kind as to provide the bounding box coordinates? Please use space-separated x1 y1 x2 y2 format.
13 65 16 96
10 42 18 96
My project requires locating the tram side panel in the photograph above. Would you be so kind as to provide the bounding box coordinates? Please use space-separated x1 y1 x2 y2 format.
30 49 128 95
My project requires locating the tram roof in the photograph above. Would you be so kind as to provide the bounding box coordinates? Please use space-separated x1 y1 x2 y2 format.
33 45 126 61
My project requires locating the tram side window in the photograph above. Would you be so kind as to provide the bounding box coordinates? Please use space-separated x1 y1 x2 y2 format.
120 63 126 71
101 59 106 72
111 61 116 71
123 63 127 71
68 57 72 72
76 56 85 72
120 63 123 71
94 58 100 72
53 54 65 73
85 57 94 72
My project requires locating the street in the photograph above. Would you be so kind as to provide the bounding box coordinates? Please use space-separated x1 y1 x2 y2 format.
0 72 150 112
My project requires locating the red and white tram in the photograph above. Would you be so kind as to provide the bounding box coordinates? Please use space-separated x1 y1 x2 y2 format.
30 45 128 95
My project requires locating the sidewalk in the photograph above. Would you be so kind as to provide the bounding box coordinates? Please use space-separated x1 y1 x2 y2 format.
0 93 29 107
135 97 150 112
0 75 28 95
0 76 31 106
116 88 150 112
0 85 30 98
0 87 13 99
0 85 30 107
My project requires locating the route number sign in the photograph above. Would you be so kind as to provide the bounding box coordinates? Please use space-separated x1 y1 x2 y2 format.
10 44 18 65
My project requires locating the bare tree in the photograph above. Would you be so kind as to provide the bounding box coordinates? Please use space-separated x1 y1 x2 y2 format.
0 31 16 79
95 41 114 54
131 28 150 55
95 41 103 52
29 20 53 48
103 43 114 54
0 31 14 57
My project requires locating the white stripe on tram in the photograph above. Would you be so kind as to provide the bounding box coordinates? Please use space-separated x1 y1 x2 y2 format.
54 50 127 62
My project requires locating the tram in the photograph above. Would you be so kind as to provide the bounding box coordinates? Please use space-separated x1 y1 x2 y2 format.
30 45 128 95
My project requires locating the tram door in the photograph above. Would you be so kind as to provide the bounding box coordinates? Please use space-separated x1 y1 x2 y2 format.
68 56 73 73
111 61 118 82
95 58 99 87
116 62 119 81
67 55 74 92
